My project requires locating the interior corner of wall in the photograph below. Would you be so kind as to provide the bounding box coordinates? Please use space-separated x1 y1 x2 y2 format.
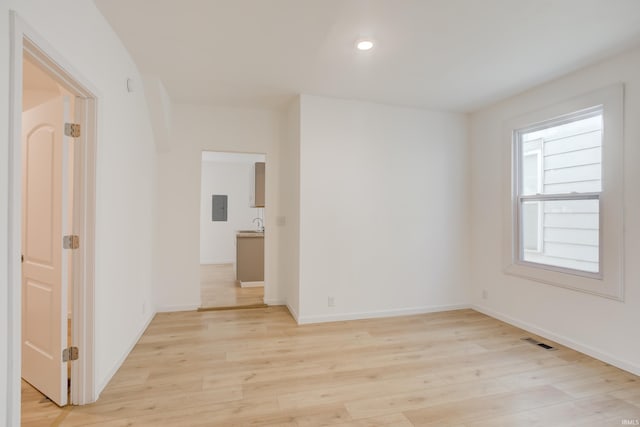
285 300 299 324
285 94 301 112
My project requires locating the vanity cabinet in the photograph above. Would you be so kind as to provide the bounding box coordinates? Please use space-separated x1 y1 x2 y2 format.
236 232 264 283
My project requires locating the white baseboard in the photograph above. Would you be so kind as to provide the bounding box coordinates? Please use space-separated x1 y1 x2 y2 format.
264 298 286 306
155 304 200 313
95 310 155 397
297 303 470 325
240 281 263 288
472 304 640 376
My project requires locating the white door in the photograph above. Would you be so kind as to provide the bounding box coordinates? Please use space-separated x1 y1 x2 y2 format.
21 96 70 407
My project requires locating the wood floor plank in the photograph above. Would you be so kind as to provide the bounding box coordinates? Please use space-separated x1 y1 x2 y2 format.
200 263 264 308
403 384 571 426
21 307 640 426
332 413 414 427
609 387 640 408
343 377 511 419
553 371 640 398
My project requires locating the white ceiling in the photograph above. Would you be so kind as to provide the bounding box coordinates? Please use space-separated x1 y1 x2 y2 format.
94 0 640 112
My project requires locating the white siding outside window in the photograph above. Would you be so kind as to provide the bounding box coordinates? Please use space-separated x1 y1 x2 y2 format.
518 110 602 275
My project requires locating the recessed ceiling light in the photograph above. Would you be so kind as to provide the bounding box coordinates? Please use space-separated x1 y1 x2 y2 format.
356 39 374 51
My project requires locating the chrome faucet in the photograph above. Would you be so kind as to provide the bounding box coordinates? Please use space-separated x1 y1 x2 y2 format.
253 217 264 232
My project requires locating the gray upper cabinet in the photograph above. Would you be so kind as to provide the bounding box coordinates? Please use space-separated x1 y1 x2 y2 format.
254 162 265 207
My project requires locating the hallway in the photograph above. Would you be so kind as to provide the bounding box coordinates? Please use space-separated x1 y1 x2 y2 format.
200 263 264 308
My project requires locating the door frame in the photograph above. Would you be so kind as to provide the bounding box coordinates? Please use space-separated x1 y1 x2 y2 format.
8 11 98 420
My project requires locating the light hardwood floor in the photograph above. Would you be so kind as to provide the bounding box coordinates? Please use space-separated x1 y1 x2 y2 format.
22 307 640 426
200 263 264 308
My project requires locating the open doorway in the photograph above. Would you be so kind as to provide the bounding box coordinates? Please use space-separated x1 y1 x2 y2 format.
8 16 98 420
199 151 267 309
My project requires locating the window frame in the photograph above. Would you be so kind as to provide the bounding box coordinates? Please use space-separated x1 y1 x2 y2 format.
521 146 543 254
502 84 624 300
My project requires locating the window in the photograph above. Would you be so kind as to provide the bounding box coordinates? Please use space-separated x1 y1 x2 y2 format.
515 107 602 276
503 84 624 300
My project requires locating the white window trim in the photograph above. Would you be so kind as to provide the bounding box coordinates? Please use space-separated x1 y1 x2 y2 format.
502 84 624 300
522 146 543 254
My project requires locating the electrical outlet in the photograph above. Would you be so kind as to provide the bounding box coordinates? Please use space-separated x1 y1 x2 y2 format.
482 290 488 300
327 296 335 307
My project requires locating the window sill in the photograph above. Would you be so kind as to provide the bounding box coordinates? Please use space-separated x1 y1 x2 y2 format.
503 261 623 301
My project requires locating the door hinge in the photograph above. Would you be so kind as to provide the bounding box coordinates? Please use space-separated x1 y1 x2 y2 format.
64 123 81 138
63 346 79 362
63 235 80 250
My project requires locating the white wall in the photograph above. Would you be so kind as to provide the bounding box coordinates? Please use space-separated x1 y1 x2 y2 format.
22 89 58 111
154 104 282 311
297 95 470 323
1 1 157 423
470 46 640 375
200 158 265 264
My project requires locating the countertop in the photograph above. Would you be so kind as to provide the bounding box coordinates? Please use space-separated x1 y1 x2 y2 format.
236 231 264 238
